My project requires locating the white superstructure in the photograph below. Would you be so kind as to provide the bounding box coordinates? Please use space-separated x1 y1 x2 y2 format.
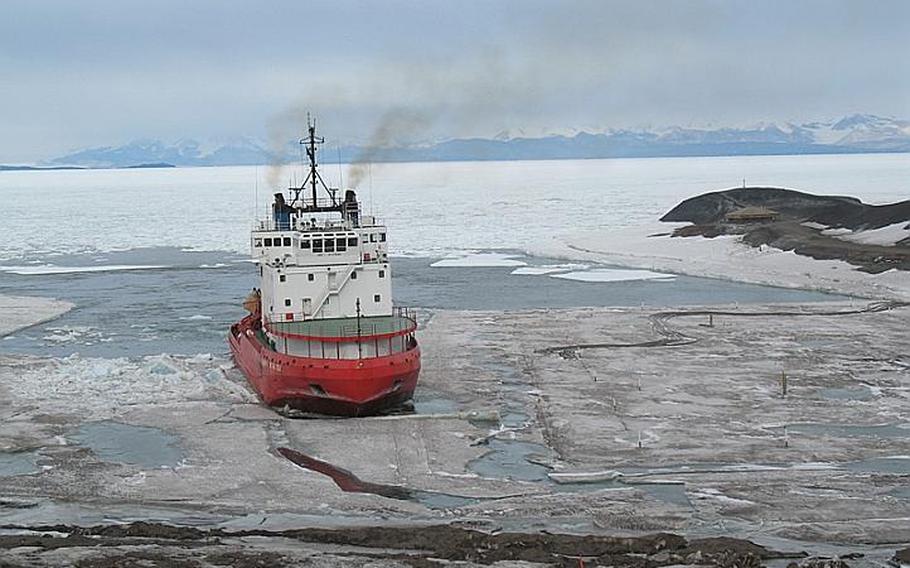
243 118 417 362
252 211 392 322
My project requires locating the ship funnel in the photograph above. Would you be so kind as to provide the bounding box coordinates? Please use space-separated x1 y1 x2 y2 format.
343 189 360 227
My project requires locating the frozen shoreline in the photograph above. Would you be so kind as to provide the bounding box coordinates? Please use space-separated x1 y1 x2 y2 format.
530 223 910 301
0 294 74 337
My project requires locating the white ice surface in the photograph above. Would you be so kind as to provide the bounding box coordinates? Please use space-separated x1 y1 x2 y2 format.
530 223 910 301
0 295 74 337
1 154 908 261
510 264 588 276
430 253 527 268
510 266 567 275
0 264 166 275
551 268 676 283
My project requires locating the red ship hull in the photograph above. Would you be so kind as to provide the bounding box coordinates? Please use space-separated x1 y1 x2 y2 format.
228 315 420 417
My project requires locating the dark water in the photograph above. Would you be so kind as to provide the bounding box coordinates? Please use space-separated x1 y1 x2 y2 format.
0 247 848 358
69 421 183 468
0 451 40 477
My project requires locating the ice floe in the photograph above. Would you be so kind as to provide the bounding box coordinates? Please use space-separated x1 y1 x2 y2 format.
42 326 105 344
430 253 528 268
0 294 74 337
551 268 676 283
510 263 589 276
0 264 166 275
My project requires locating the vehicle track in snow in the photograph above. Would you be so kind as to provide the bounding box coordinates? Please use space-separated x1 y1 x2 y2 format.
537 300 909 356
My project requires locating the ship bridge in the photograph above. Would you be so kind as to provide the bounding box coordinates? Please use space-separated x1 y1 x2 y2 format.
250 118 396 338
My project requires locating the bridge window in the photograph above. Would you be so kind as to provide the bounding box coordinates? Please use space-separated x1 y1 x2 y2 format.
301 239 310 249
373 294 381 303
370 234 376 242
336 237 346 252
313 240 323 253
283 237 291 246
379 233 386 242
324 239 335 253
264 238 272 246
348 237 357 247
254 238 262 247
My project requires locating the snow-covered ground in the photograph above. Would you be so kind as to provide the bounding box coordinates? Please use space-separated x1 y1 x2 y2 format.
532 224 910 301
837 222 910 247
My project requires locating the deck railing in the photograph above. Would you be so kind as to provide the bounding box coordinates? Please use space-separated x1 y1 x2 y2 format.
263 306 417 341
254 214 353 233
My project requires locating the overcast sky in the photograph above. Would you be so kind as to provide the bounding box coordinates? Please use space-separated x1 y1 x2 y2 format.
2 0 908 162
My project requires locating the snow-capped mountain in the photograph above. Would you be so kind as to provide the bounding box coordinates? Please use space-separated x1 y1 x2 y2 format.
46 136 271 168
493 115 909 148
822 114 910 150
39 114 910 168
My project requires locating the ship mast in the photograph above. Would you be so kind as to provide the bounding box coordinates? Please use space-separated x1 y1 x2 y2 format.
304 117 323 208
294 115 338 211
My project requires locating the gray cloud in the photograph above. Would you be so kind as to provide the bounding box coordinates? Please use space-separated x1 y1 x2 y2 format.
1 0 908 162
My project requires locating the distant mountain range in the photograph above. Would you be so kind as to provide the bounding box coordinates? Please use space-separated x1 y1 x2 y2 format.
31 114 910 169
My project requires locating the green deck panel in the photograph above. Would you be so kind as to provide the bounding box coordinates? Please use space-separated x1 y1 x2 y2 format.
268 314 413 338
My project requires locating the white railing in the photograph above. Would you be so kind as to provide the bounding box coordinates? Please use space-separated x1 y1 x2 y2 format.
254 217 361 233
263 307 418 339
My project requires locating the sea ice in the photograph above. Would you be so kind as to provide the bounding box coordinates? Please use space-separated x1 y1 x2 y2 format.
0 294 73 337
430 253 528 268
0 264 166 275
510 263 588 276
533 223 910 300
10 353 253 419
551 268 676 283
510 266 569 276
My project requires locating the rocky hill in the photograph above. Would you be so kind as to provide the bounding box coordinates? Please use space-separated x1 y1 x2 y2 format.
661 187 910 232
661 187 910 273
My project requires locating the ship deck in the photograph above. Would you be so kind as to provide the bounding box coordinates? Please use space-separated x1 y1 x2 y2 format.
266 314 415 340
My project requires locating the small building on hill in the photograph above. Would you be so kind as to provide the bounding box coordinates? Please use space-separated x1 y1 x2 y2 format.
726 206 779 223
